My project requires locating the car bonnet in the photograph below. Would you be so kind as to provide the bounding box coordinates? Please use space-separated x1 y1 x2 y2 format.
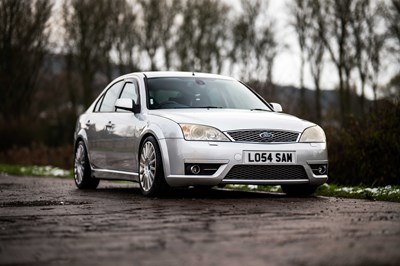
148 109 314 132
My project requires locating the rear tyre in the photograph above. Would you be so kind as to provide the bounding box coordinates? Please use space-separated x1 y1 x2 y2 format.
74 141 99 189
281 184 318 197
139 136 169 196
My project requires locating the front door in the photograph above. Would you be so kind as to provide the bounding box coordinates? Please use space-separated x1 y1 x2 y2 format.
106 80 144 173
87 81 124 170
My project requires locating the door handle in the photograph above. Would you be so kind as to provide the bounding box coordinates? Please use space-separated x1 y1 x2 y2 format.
105 121 115 130
85 120 91 127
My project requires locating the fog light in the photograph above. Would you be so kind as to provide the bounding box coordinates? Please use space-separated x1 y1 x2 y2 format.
310 164 328 176
318 165 327 175
184 163 222 175
190 165 201 175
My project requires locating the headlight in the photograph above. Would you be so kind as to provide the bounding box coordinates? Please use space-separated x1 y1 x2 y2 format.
299 125 326 143
179 124 230 141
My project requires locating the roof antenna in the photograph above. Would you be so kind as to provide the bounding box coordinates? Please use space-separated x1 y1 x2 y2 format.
192 71 195 76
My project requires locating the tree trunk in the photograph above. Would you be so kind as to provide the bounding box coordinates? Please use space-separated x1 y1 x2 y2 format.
315 77 321 124
300 52 306 116
338 67 346 125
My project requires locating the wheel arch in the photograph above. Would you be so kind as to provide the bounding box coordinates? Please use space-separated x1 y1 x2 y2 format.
73 134 99 189
74 128 88 148
74 130 93 169
74 136 84 150
138 130 172 185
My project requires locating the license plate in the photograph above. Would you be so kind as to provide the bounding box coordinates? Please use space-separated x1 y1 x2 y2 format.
243 151 296 164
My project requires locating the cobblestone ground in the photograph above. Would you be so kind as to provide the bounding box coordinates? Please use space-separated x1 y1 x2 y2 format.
1 175 399 266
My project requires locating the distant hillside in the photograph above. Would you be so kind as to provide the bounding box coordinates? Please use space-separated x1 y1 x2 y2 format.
248 81 371 124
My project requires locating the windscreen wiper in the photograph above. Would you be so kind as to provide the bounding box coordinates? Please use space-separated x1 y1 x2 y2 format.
193 106 224 109
250 108 271 112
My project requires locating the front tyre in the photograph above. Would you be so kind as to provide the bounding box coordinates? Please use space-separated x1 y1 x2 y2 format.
74 141 99 189
139 136 169 196
281 184 318 197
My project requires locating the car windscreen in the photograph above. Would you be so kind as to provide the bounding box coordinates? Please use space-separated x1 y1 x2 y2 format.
146 77 271 110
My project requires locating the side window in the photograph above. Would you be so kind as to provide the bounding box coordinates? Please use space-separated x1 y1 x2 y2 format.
99 81 123 112
93 94 104 112
119 82 139 103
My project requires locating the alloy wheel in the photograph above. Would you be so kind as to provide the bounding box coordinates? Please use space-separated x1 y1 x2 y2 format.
139 141 157 192
74 143 86 185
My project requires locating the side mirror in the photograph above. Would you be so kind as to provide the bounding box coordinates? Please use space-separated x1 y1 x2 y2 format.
115 98 140 113
270 103 283 112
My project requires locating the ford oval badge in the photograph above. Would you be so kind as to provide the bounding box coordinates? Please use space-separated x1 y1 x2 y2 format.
259 132 274 139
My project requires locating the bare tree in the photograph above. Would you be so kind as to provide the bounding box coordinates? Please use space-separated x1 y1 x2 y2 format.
231 0 260 80
231 0 279 98
317 0 356 124
114 2 140 75
159 0 181 70
290 0 325 123
289 0 309 116
384 0 400 61
0 0 52 119
307 0 326 123
175 0 229 73
102 0 128 80
350 0 387 106
381 0 400 103
366 3 386 103
256 20 279 98
350 0 370 114
63 0 124 108
138 0 180 71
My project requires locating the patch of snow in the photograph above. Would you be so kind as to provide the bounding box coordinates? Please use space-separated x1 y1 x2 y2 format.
269 186 281 192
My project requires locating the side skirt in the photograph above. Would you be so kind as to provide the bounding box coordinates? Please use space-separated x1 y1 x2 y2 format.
91 168 139 182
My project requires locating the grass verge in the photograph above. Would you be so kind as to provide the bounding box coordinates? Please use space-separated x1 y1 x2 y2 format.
226 184 400 202
0 164 73 178
316 183 400 202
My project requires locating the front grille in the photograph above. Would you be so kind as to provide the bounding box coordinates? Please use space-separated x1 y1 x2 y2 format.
226 130 299 143
224 165 307 180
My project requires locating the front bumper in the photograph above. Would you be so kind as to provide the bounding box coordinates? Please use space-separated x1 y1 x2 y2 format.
158 138 328 187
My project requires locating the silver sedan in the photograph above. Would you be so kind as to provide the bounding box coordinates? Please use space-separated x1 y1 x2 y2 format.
74 72 328 196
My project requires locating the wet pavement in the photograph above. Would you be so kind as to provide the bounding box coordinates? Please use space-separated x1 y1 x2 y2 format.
1 175 399 266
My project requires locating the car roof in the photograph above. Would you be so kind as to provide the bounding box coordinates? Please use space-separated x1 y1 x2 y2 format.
118 71 236 81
